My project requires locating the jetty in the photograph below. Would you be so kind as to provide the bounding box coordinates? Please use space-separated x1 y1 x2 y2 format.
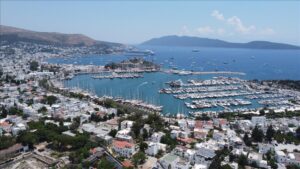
92 73 143 79
162 69 246 76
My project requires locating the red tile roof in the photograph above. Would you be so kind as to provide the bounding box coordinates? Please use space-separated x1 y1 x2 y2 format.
113 140 134 149
177 137 195 144
122 160 134 168
0 121 11 127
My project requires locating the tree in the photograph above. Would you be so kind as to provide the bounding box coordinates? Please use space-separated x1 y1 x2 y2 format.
251 125 264 142
296 127 300 140
266 150 278 169
0 67 3 77
243 133 252 146
132 121 143 138
17 131 38 149
142 128 148 140
146 113 164 132
266 125 275 142
0 106 8 118
238 154 248 167
38 106 47 113
29 61 39 71
221 164 232 169
109 129 117 138
8 107 23 116
274 130 285 143
139 142 148 152
0 136 16 150
97 157 115 169
259 109 265 116
160 132 177 151
132 151 146 166
45 95 58 106
70 117 80 131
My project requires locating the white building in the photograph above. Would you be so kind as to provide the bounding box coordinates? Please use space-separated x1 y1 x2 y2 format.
276 150 288 164
178 119 188 130
145 142 166 156
251 116 266 127
11 123 26 136
194 147 216 164
258 143 274 154
121 120 134 130
171 130 180 139
175 160 190 169
151 132 165 143
112 140 135 158
158 153 180 169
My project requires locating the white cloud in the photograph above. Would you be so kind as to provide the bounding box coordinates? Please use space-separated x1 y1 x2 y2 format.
227 16 256 34
260 28 275 35
211 10 224 21
197 26 215 34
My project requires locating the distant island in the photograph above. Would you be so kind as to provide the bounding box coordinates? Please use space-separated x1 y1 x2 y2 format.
0 25 123 48
141 35 300 50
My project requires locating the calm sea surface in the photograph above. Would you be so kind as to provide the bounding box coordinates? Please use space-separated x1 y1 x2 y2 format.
47 46 300 114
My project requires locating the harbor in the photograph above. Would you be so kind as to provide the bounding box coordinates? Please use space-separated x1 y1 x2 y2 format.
158 76 300 117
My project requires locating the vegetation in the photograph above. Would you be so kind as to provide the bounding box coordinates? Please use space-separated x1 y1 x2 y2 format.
0 106 8 118
8 106 24 116
243 133 252 146
104 58 159 70
251 125 264 142
38 106 47 113
266 125 275 142
160 132 177 151
97 157 115 169
16 120 97 164
132 151 146 166
0 136 16 150
237 154 248 168
208 147 230 169
139 142 148 152
108 129 117 138
218 111 300 121
122 111 164 139
41 95 58 106
262 80 300 91
265 150 277 169
29 61 39 71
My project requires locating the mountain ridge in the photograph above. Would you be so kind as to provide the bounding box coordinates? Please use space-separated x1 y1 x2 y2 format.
0 25 122 47
141 35 300 50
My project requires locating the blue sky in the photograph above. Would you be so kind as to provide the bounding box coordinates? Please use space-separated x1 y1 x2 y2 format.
1 1 300 45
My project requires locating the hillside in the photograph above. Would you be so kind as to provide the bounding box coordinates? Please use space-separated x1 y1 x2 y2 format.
141 35 300 50
0 25 122 47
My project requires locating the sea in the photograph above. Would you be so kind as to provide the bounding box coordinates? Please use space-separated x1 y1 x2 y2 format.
47 46 300 115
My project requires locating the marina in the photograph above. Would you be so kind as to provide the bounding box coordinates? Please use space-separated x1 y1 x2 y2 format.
159 76 300 116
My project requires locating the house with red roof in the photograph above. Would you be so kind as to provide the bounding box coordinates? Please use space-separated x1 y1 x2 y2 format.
0 121 12 133
112 140 136 158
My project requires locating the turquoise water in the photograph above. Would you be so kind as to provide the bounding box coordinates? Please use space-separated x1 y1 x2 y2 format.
47 46 300 114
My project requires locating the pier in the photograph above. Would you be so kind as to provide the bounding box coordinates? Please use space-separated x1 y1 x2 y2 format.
162 69 246 76
92 73 143 79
